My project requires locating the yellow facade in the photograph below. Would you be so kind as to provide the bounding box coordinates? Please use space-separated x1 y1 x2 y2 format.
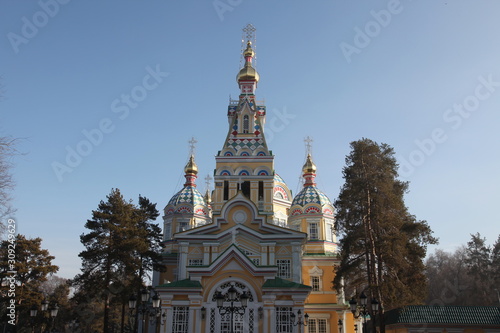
155 26 352 333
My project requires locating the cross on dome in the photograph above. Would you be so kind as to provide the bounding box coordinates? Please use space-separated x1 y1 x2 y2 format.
304 136 313 156
188 137 198 157
242 24 256 42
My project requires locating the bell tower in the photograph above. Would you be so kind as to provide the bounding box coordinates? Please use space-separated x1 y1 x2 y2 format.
211 24 275 217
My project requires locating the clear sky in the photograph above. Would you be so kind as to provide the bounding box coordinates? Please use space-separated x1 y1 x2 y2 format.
1 0 499 279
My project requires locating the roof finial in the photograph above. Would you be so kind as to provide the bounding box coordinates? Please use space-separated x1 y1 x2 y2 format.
204 174 212 193
241 24 257 68
188 137 197 157
243 23 256 42
304 136 313 156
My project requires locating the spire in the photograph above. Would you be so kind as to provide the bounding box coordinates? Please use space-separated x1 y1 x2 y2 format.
237 24 259 93
302 137 317 186
184 137 198 187
204 174 212 204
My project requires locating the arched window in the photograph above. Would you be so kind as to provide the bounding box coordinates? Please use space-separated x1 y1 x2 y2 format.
243 115 249 133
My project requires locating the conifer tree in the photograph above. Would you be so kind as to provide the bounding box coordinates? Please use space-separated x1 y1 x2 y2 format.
74 188 162 333
0 235 58 328
334 138 437 332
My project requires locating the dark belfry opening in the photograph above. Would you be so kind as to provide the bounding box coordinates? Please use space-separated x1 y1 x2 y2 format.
241 181 251 198
223 180 229 200
243 115 249 133
258 181 264 201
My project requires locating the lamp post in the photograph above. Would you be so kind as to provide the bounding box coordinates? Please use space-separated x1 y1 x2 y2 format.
129 289 163 333
338 319 343 333
349 292 379 333
215 285 249 333
49 303 59 333
290 310 309 333
30 305 38 333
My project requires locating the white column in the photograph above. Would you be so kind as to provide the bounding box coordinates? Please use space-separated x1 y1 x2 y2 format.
261 244 268 265
268 243 276 265
292 242 302 283
203 243 210 265
178 242 189 280
211 243 219 262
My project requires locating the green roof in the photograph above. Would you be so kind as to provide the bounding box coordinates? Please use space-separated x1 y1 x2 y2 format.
385 306 500 326
262 277 311 290
157 279 202 289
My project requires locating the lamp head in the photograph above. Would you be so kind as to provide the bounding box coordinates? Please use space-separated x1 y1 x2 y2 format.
371 298 379 312
141 288 150 302
228 285 237 300
152 293 161 309
240 291 249 307
30 305 38 317
215 291 225 308
360 291 368 306
349 297 357 313
128 294 137 310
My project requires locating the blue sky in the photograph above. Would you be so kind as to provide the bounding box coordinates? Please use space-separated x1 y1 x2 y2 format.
1 0 499 279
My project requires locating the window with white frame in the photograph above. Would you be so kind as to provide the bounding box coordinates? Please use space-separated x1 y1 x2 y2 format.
309 222 319 239
164 219 172 240
277 259 291 279
311 276 321 291
188 259 203 266
275 307 293 333
177 220 189 232
172 306 189 333
308 318 328 333
326 220 334 242
309 266 323 292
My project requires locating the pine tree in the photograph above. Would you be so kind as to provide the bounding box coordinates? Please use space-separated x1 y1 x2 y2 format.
0 235 58 327
334 138 437 333
74 188 162 333
464 233 497 305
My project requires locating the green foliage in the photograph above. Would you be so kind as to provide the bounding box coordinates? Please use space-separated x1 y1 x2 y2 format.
73 188 163 331
426 233 500 306
334 138 437 315
0 234 58 329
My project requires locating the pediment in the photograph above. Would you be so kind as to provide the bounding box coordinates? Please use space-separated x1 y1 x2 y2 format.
187 244 277 278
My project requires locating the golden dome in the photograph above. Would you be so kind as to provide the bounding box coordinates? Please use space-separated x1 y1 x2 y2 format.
184 155 198 175
236 42 260 83
302 154 317 173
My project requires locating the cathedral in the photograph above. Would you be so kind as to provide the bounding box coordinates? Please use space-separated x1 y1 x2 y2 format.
154 25 348 333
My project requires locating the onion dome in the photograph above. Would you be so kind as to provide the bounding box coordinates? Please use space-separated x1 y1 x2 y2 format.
164 155 210 217
184 155 198 176
290 154 334 216
236 41 260 83
273 173 292 202
291 185 332 208
302 154 317 174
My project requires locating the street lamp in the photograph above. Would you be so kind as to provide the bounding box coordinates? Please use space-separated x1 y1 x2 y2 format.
349 292 379 333
49 304 59 332
129 289 164 333
41 299 49 312
215 285 250 333
30 305 38 333
290 310 308 333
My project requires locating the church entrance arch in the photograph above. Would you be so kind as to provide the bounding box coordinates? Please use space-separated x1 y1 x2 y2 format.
206 279 260 333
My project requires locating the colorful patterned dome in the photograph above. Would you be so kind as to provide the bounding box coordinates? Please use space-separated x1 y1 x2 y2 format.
168 186 206 207
273 173 292 202
292 185 332 207
164 155 210 217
